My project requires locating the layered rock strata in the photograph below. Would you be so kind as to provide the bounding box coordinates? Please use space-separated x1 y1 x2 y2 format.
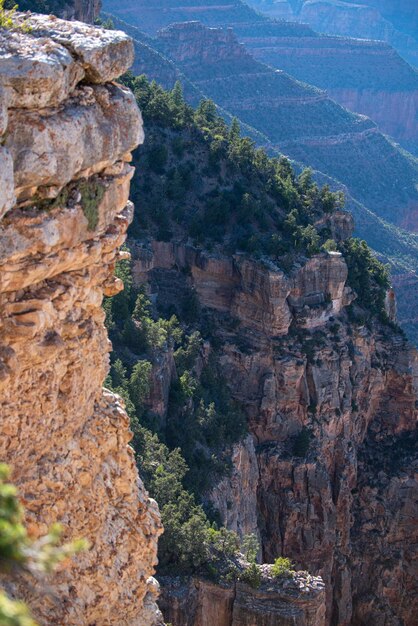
235 26 418 155
132 232 417 625
0 16 162 626
16 0 102 23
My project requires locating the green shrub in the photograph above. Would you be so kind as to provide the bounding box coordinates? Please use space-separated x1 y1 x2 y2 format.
240 562 262 589
241 533 259 563
271 557 295 578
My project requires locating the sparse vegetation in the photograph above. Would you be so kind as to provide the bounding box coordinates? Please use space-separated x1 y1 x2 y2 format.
122 74 346 269
1 0 30 30
239 562 262 588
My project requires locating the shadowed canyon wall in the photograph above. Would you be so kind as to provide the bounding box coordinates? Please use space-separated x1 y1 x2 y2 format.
0 15 163 626
131 235 418 625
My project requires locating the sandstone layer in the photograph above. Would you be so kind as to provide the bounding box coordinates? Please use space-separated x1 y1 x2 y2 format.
0 16 162 626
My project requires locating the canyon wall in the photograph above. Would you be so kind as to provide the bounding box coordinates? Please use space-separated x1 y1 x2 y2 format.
132 232 417 625
0 16 162 626
245 0 418 67
236 28 418 156
297 0 418 66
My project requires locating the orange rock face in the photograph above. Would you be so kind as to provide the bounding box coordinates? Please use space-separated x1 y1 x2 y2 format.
0 16 162 626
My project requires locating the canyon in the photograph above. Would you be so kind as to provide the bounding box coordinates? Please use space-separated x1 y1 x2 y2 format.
121 87 418 625
154 20 418 233
247 0 418 66
103 0 418 345
0 4 417 626
234 22 418 155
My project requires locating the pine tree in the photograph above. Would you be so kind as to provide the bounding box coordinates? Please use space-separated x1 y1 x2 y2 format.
171 80 184 107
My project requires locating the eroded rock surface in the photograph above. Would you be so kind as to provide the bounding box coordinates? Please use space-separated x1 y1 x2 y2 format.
0 16 162 626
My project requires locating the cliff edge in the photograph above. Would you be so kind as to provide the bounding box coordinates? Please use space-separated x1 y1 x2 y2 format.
0 15 162 626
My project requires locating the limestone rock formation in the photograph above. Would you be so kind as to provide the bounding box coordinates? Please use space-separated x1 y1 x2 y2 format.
0 15 162 626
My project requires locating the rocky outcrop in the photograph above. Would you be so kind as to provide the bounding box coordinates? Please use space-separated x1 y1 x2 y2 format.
159 572 326 626
0 16 162 626
133 230 417 625
132 240 353 337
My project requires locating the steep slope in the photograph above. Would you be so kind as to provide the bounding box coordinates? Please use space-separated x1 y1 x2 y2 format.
156 21 418 232
108 78 418 626
234 20 418 155
0 16 162 626
101 2 418 340
102 10 418 343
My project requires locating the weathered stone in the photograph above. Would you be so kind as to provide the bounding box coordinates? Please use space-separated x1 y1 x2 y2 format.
0 146 15 218
134 233 417 626
18 12 134 83
159 574 326 626
0 29 84 109
210 434 261 542
0 18 163 626
6 83 143 202
55 0 102 23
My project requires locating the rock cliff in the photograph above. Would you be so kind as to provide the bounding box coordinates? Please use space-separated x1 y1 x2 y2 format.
132 233 417 625
0 15 162 626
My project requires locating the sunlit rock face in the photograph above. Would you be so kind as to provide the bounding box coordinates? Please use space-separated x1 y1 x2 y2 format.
0 15 163 626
